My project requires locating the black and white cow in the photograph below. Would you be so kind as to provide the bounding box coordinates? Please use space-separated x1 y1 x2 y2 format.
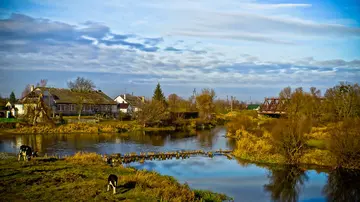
18 145 36 161
107 174 118 194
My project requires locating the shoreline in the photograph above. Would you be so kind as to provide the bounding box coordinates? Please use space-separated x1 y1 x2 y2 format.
0 152 233 202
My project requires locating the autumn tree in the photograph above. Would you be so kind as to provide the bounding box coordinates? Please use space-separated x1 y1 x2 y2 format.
76 96 85 120
21 79 48 98
323 82 360 121
271 117 312 164
9 91 16 104
168 93 180 112
196 88 216 120
152 83 166 102
135 100 169 127
68 77 95 92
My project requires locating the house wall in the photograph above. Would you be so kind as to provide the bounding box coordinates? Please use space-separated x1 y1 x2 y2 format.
55 104 117 116
14 104 24 115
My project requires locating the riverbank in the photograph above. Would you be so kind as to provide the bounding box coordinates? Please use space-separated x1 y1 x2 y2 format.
0 152 231 202
0 118 219 135
226 112 360 170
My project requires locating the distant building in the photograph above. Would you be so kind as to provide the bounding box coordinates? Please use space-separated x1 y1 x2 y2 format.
114 93 145 114
246 104 260 111
19 87 118 116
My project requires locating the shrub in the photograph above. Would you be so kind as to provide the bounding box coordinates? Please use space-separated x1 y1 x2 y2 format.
300 149 335 166
270 117 311 164
65 152 103 164
226 114 257 136
328 118 360 169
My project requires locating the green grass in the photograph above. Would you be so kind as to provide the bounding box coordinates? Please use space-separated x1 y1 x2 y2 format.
63 116 96 120
0 118 20 123
306 139 326 150
0 152 230 202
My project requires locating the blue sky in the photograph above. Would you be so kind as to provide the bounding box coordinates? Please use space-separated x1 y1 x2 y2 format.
0 0 359 101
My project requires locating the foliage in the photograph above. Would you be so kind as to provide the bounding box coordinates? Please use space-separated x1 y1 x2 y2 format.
194 190 233 202
0 154 227 202
323 82 360 121
270 118 311 164
135 100 169 127
226 114 257 136
306 139 326 150
327 118 360 169
75 96 85 120
300 149 334 166
196 89 216 120
233 130 284 163
152 83 166 102
67 77 96 92
9 91 16 104
167 94 193 112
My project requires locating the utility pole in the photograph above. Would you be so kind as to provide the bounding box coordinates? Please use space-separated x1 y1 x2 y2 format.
231 96 233 112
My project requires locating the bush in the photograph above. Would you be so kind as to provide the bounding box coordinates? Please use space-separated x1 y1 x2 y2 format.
66 152 103 164
226 114 257 136
300 149 335 166
270 117 311 164
328 118 360 169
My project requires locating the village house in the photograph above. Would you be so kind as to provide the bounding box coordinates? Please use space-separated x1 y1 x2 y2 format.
114 93 145 114
19 86 118 116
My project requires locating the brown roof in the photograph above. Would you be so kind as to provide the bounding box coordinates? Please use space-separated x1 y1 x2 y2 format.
21 87 117 105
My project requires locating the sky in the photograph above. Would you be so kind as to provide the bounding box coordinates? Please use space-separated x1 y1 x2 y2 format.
0 0 359 102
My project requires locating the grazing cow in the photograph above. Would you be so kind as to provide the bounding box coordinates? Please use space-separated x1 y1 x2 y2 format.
18 145 36 161
107 174 118 194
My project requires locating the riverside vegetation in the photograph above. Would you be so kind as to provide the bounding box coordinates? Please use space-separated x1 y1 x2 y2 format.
227 82 360 169
0 83 225 134
0 152 231 202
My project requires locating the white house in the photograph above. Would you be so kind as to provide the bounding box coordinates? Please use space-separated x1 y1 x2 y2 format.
14 103 24 115
114 94 145 114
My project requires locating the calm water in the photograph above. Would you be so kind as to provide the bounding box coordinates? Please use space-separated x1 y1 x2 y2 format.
1 127 359 202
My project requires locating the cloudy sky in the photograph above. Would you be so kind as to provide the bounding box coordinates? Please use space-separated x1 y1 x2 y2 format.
0 0 359 101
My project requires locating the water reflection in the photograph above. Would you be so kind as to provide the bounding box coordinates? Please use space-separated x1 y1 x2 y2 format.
264 165 309 202
0 127 234 155
323 168 360 202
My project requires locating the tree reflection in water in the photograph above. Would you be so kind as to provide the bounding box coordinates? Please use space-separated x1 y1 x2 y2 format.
264 165 308 202
323 168 360 202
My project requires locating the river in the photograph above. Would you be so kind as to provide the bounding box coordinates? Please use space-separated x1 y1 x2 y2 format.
0 127 359 202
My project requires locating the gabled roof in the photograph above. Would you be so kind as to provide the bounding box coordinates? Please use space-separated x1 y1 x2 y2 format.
21 87 117 105
117 94 144 107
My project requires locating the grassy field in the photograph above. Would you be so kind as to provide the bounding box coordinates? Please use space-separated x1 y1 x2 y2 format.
306 139 326 150
0 118 21 123
0 152 231 202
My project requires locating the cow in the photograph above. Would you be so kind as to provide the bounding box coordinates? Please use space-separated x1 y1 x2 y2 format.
107 174 118 194
18 145 37 161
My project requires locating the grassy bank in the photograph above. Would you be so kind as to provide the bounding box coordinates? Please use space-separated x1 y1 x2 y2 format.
0 117 219 134
0 152 231 202
226 111 359 169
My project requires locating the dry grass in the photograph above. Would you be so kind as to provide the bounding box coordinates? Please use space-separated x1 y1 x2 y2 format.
0 153 230 202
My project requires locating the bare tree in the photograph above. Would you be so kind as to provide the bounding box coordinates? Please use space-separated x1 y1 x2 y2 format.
21 79 48 98
36 79 48 87
68 77 96 92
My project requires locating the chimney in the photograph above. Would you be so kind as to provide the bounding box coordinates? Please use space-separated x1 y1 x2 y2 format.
141 96 145 102
124 94 126 100
30 85 35 92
